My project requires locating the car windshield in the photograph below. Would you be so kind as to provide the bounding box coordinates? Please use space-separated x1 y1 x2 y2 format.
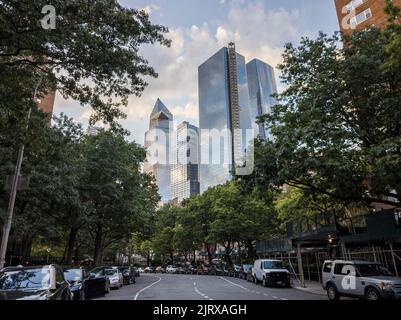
0 269 51 290
105 269 118 276
356 263 392 277
63 269 82 282
119 267 128 272
263 261 284 269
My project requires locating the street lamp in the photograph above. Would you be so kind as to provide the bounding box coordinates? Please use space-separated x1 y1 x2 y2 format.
0 78 43 269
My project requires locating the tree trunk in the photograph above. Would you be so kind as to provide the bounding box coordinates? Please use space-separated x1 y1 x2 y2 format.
224 240 232 265
205 244 213 265
65 227 79 265
147 252 151 266
245 239 255 261
94 224 104 266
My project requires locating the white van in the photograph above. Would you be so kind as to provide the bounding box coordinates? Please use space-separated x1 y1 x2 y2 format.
252 259 291 287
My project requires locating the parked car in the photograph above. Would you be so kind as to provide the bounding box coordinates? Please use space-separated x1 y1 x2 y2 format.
0 265 71 300
64 267 107 300
136 267 144 275
203 265 210 275
246 268 254 282
119 266 136 285
233 265 242 278
209 265 224 276
196 265 204 275
144 266 155 273
177 267 186 274
187 265 197 275
104 269 123 289
322 259 401 300
252 259 291 288
240 264 253 280
166 265 177 274
156 266 166 274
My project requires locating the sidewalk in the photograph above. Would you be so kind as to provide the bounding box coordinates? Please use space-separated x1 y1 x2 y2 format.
293 280 326 296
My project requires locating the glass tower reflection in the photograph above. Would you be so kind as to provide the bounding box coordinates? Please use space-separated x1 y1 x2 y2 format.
246 59 278 139
198 45 252 193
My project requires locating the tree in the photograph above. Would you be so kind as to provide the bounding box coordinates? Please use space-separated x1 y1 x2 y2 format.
0 0 170 127
80 131 148 266
184 191 216 265
251 21 401 208
152 204 179 263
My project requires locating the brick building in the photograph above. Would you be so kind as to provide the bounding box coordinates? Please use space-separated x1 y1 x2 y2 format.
334 0 401 33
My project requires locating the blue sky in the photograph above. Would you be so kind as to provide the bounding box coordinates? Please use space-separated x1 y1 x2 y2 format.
53 0 339 145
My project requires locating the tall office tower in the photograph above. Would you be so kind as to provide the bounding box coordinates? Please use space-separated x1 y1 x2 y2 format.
198 42 252 192
246 59 278 139
170 121 200 203
335 0 401 33
144 99 173 202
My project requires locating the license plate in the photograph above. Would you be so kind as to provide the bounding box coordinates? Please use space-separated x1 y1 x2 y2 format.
277 281 282 284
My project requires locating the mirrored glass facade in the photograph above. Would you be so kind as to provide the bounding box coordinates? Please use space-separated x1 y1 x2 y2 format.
246 59 277 139
144 99 173 202
171 122 200 203
198 45 252 193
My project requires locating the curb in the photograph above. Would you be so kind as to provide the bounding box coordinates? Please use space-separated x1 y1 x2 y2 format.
293 286 326 296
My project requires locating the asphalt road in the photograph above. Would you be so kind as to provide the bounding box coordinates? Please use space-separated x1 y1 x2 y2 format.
95 274 326 300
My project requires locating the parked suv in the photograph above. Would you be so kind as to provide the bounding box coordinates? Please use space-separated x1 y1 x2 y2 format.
252 259 291 287
322 260 401 300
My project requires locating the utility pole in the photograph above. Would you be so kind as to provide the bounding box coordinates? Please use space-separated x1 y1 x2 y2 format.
0 79 42 269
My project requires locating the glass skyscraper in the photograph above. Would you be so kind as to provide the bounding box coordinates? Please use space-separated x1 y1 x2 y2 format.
198 43 252 193
170 121 200 203
246 59 278 139
144 98 173 202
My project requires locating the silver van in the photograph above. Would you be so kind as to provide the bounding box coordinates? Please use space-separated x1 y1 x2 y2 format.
322 259 401 300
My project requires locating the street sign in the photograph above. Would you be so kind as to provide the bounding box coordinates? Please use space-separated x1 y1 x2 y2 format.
4 175 31 191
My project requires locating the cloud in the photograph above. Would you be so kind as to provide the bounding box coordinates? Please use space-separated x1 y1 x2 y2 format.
54 1 306 145
140 4 160 15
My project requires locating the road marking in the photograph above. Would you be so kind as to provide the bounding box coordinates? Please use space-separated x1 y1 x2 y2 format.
219 277 248 290
280 298 288 300
272 296 278 299
133 275 162 300
194 282 214 300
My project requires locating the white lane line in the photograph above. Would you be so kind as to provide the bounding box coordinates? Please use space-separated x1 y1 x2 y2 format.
272 296 278 299
133 276 162 300
194 282 214 300
280 298 288 300
219 277 248 290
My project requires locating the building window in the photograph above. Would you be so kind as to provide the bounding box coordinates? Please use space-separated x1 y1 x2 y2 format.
345 0 368 13
350 8 372 28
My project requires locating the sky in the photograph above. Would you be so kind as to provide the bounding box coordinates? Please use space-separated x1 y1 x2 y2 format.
53 0 340 145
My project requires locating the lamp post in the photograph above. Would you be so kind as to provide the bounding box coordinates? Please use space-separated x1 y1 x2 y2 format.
0 78 42 269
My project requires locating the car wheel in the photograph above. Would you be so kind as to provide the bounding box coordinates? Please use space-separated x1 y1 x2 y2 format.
262 277 268 287
326 284 339 301
105 282 110 294
365 288 381 301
